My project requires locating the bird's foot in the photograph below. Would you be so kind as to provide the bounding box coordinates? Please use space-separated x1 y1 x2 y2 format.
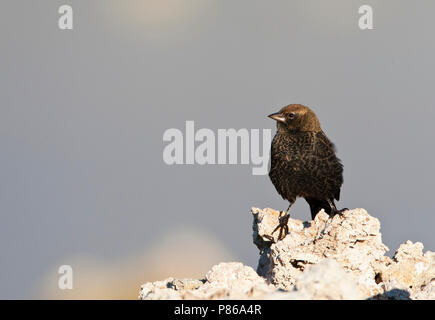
270 210 290 241
329 207 349 218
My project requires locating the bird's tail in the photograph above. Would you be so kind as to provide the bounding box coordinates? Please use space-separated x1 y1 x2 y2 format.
305 198 333 220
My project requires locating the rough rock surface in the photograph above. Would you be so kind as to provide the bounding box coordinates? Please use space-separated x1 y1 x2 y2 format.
254 207 389 296
139 262 275 300
138 208 434 300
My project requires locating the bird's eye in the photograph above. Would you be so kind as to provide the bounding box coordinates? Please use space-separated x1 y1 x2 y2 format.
288 113 295 119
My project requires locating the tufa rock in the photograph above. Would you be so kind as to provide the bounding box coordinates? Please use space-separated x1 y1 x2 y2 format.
252 207 434 299
380 241 435 300
138 208 434 300
139 262 276 300
265 259 365 300
252 207 389 296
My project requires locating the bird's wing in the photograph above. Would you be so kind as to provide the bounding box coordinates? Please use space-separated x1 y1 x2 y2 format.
314 131 337 156
315 131 344 201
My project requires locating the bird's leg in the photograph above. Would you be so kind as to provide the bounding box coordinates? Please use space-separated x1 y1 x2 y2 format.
327 199 348 217
271 202 294 241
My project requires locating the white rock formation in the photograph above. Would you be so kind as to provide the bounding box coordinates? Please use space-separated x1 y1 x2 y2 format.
138 208 434 300
139 262 275 300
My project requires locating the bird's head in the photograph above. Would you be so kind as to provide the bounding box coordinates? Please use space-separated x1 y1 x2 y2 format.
268 104 321 133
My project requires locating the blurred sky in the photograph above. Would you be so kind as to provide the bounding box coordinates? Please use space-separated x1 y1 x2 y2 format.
1 1 434 298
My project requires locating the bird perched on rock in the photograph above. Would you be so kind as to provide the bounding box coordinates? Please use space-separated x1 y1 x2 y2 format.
268 104 346 240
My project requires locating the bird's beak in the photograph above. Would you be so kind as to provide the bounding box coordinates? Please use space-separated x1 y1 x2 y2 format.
268 112 286 123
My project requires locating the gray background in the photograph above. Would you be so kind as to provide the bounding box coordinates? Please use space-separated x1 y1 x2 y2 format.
1 1 434 298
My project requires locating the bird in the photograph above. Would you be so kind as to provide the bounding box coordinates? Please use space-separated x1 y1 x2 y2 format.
268 104 346 240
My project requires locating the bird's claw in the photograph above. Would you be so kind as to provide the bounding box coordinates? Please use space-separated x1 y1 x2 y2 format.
329 207 349 218
271 211 290 241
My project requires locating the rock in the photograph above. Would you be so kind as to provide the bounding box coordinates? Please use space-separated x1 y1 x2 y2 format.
379 241 435 300
199 262 275 299
139 262 277 300
291 259 364 299
379 279 411 300
138 207 434 300
139 277 183 300
253 207 389 296
167 278 205 291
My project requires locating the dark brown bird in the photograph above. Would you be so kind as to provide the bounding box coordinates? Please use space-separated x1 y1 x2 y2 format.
268 104 346 239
